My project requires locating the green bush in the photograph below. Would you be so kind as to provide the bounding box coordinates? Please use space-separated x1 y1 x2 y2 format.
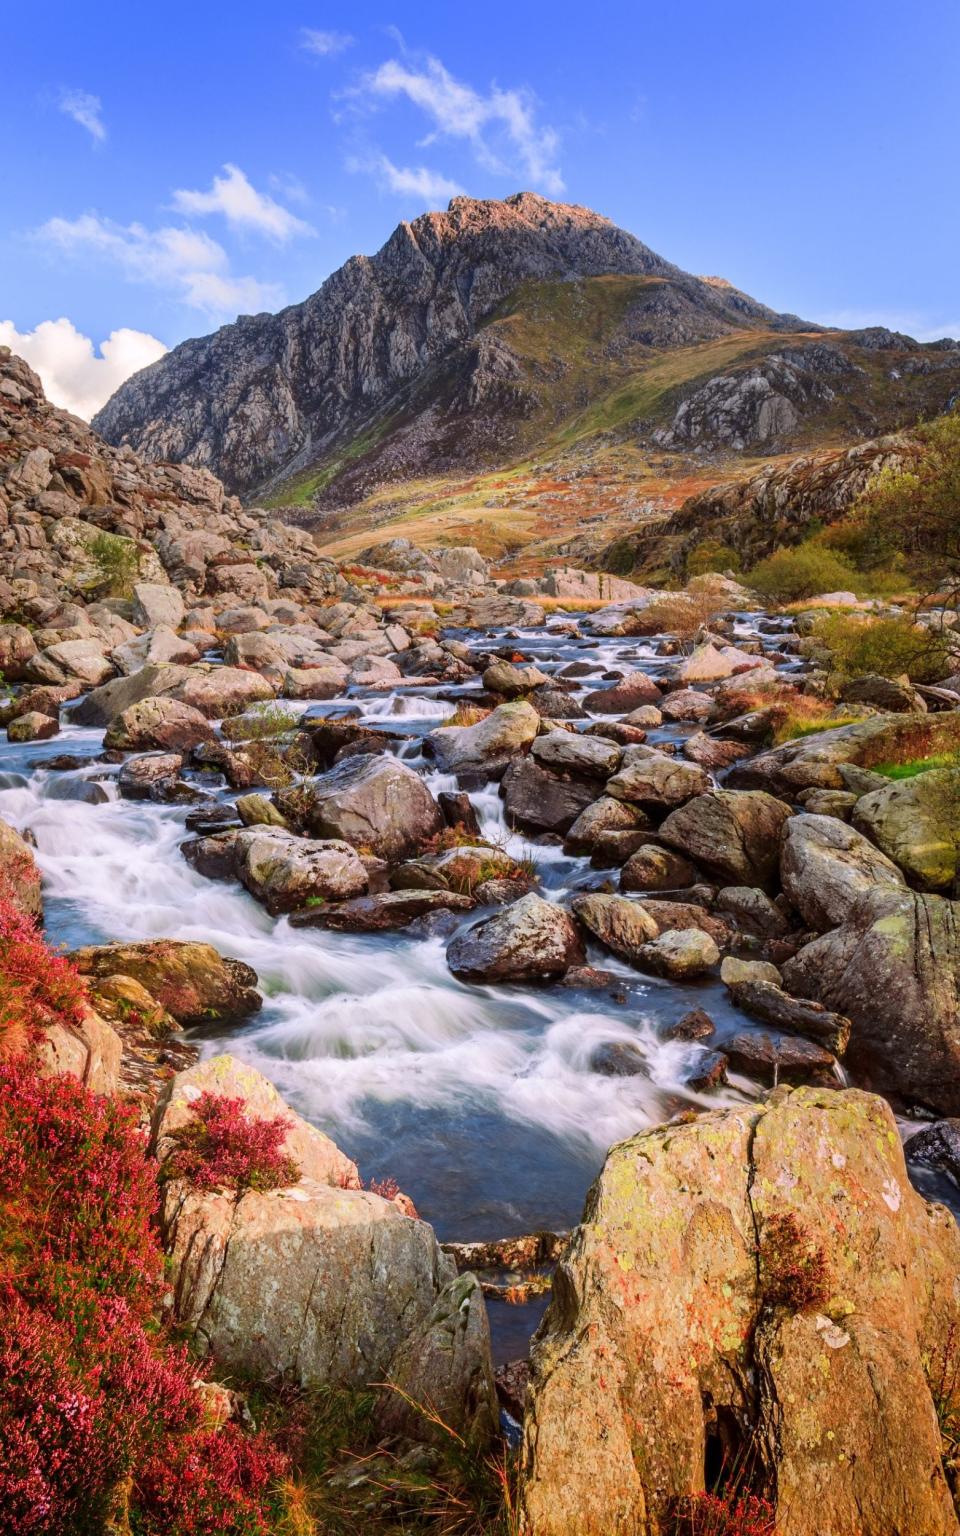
746 544 861 603
811 611 954 684
685 539 741 577
88 531 140 596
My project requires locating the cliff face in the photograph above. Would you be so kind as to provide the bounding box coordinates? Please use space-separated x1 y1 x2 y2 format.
92 192 807 499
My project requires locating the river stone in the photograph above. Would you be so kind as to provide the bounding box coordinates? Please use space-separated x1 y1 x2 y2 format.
71 939 261 1026
729 710 960 796
0 816 42 919
780 813 905 930
682 732 751 772
715 886 788 937
26 638 115 688
657 789 793 889
521 1088 960 1536
639 900 732 949
659 688 715 723
725 977 851 1054
117 751 184 800
281 753 443 862
482 659 549 696
232 827 368 914
724 1030 837 1084
0 622 38 681
103 696 215 753
531 730 621 779
637 927 720 978
796 786 859 819
282 664 349 700
589 1040 647 1076
905 1120 960 1184
782 887 960 1113
605 748 710 810
375 1271 498 1448
291 889 475 932
392 844 529 896
570 893 659 962
619 843 700 891
181 830 240 881
111 624 201 676
582 670 661 713
720 956 782 987
173 665 277 717
425 700 540 780
446 893 585 983
7 710 59 742
563 795 648 856
840 672 925 712
235 793 289 829
852 768 960 890
501 756 597 835
131 582 185 630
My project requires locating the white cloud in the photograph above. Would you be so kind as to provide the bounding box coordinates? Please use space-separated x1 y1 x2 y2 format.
172 163 313 242
37 212 282 316
350 153 464 204
359 54 563 194
301 28 353 56
0 317 167 419
819 307 960 343
58 88 106 144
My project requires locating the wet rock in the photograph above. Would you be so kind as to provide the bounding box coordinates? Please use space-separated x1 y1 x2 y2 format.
657 788 793 888
715 885 788 937
103 696 215 753
720 955 782 986
501 756 597 835
590 1040 647 1076
425 700 540 781
527 686 588 719
375 1271 497 1449
438 790 481 836
780 812 905 930
852 768 960 890
280 753 443 862
446 893 585 983
392 844 530 897
530 730 621 779
724 1029 838 1084
71 940 261 1026
619 843 700 892
582 670 661 713
0 816 42 918
0 682 81 725
682 1047 728 1091
606 747 710 810
796 786 858 819
663 1007 715 1041
783 887 960 1113
482 659 549 696
117 751 184 800
681 731 751 771
660 688 715 723
181 830 240 882
233 826 368 914
726 978 851 1054
639 899 732 948
290 889 475 931
570 893 659 962
563 795 648 856
905 1120 960 1184
7 710 59 742
637 926 720 978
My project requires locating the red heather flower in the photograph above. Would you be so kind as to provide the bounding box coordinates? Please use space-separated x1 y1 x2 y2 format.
162 1091 299 1194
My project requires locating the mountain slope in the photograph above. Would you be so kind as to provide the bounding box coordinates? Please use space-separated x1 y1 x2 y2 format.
93 192 812 501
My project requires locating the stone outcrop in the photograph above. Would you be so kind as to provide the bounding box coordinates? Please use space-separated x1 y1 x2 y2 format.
780 812 905 930
70 940 262 1027
521 1087 960 1536
852 768 960 890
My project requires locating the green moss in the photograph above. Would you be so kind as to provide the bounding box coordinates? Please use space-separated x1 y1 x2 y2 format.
873 752 960 780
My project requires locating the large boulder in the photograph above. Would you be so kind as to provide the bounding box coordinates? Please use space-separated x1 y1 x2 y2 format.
780 813 905 930
563 795 649 857
783 887 960 1113
530 730 621 779
103 696 216 753
0 818 42 918
658 789 793 888
605 747 710 810
521 1087 960 1536
280 754 442 862
501 756 598 835
482 659 549 696
729 711 960 797
852 769 960 890
425 701 540 781
570 893 658 963
70 940 261 1026
446 893 584 983
26 638 114 688
232 827 368 914
131 581 185 630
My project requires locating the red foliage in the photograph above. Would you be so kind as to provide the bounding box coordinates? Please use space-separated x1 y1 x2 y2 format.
367 1175 401 1202
161 1090 300 1193
671 1491 777 1535
0 895 87 1047
134 1423 286 1536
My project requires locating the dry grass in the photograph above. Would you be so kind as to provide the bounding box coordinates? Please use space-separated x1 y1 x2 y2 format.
438 704 492 729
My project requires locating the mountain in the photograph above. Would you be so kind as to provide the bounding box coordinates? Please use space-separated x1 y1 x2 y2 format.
94 194 960 571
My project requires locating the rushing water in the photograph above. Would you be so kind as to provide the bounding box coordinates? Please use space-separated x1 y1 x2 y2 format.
0 609 809 1357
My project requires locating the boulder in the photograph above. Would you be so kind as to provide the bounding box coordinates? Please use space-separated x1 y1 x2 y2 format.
40 1004 123 1097
780 813 905 930
501 756 597 835
0 622 38 681
71 940 261 1026
681 731 752 771
112 625 200 675
530 730 621 779
570 893 659 963
672 641 764 683
725 977 851 1054
659 688 715 723
852 769 960 890
563 796 648 856
280 754 442 862
232 827 368 914
715 886 788 937
173 665 276 717
636 927 719 978
482 659 549 696
391 845 529 897
724 1030 837 1083
639 900 733 949
117 751 186 801
425 701 540 781
720 956 782 987
905 1120 960 1184
582 670 661 713
619 843 700 891
840 673 925 712
7 711 59 743
446 893 585 983
27 638 114 688
605 748 710 810
658 789 793 888
103 696 216 753
729 711 960 796
0 817 42 918
521 1088 960 1536
72 663 197 726
783 887 960 1113
131 582 185 630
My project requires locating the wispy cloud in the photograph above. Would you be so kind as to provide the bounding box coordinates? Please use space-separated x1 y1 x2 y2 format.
0 317 166 419
356 53 563 195
349 153 464 204
58 88 106 144
37 212 281 316
172 163 313 242
301 28 353 57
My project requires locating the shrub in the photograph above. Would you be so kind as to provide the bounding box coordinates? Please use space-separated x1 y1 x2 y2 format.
160 1090 300 1193
685 540 742 578
0 895 87 1049
133 1423 287 1536
669 1491 777 1536
639 588 725 644
760 1212 829 1312
851 408 960 584
88 532 140 597
811 611 953 684
221 704 301 743
746 544 861 603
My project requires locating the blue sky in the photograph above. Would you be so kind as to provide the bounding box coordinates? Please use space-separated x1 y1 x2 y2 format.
2 0 958 417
